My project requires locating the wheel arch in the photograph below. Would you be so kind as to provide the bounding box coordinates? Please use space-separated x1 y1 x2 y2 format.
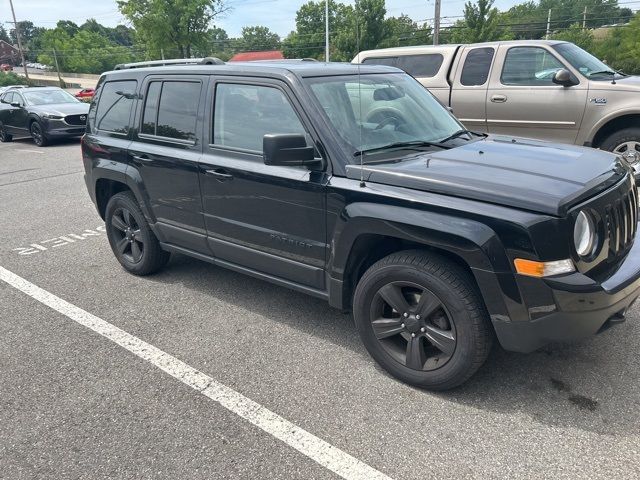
590 113 640 148
327 203 513 314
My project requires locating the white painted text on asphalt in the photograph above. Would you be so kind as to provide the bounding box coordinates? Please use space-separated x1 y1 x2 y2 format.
13 225 106 255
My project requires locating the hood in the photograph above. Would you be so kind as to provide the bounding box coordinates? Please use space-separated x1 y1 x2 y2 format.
590 74 640 92
29 102 90 116
346 136 628 216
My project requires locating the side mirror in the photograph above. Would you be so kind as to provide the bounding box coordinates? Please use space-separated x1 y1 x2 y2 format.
10 102 21 108
263 134 317 167
552 69 578 87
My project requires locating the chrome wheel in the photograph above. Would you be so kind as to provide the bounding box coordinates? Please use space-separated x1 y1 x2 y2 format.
614 141 640 166
369 281 456 371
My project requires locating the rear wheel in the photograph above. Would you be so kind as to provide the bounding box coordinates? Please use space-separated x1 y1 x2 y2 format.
0 122 12 142
105 191 170 276
353 251 493 390
30 121 48 147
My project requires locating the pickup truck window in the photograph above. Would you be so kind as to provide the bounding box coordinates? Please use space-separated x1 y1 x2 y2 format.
552 42 616 79
213 83 306 153
363 54 444 78
460 47 494 86
501 47 564 86
305 73 461 160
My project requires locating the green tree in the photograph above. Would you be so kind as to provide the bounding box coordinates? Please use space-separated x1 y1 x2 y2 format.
283 0 354 60
56 20 79 37
240 26 280 51
450 0 508 43
593 11 640 74
550 22 593 50
381 14 431 48
0 24 11 43
118 0 227 58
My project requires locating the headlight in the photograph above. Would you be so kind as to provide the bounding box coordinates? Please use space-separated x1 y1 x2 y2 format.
574 210 596 257
43 113 63 119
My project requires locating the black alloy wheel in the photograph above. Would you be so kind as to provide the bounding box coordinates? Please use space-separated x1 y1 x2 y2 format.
30 121 47 147
0 122 12 142
370 281 456 371
104 191 170 276
111 207 145 264
353 250 493 390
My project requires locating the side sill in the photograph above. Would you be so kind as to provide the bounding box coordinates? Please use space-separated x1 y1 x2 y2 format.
160 242 329 301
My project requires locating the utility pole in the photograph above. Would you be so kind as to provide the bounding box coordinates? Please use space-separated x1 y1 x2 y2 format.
433 0 441 46
545 8 551 40
582 6 588 30
8 0 29 80
325 0 330 62
52 48 63 87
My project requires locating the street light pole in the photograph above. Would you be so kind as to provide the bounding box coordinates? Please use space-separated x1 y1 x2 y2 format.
325 0 330 62
8 0 29 80
433 0 441 46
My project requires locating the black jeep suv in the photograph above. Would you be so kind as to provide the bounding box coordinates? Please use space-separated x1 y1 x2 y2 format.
82 58 640 390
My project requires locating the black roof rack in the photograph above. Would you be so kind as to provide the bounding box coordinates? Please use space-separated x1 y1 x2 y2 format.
114 57 225 70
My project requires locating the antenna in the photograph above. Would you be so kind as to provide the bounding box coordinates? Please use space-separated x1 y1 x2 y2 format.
356 17 365 188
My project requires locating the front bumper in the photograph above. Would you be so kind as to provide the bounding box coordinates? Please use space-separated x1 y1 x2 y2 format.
42 118 85 138
493 226 640 353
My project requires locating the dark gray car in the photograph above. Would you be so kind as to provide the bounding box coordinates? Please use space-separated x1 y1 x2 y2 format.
0 87 89 146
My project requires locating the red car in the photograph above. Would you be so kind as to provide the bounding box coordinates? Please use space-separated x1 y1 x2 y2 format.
75 88 95 100
0 64 13 72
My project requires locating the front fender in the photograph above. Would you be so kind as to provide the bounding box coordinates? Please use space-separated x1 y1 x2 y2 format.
330 202 511 280
327 203 522 321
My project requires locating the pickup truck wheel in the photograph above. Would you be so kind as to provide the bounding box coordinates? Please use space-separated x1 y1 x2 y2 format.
0 122 12 142
353 251 493 390
105 192 170 276
29 121 48 147
600 128 640 166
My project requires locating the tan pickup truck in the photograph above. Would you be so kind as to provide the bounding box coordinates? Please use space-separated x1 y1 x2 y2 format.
354 40 640 175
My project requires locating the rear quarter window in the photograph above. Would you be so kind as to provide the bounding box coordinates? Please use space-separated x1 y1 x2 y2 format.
92 80 137 134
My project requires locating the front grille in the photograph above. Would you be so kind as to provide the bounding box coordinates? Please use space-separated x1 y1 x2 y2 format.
65 114 87 126
605 184 638 256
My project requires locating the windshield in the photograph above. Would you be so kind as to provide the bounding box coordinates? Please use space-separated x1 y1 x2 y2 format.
552 43 617 79
23 89 79 105
305 73 463 161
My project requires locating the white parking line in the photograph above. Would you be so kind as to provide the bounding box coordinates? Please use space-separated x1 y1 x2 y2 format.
17 149 45 154
0 266 393 480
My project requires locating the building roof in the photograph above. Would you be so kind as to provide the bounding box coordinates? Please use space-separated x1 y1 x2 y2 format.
229 51 285 62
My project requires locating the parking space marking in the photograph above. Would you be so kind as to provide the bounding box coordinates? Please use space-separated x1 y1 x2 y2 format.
17 149 45 154
0 265 393 480
13 225 106 256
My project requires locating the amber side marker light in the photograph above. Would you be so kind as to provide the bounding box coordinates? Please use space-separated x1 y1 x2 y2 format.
514 258 575 278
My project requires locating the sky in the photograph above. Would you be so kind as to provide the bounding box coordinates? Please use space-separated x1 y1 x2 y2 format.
1 0 525 38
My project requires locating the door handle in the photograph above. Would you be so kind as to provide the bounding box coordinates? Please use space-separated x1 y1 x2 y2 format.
131 154 151 162
205 168 233 181
491 94 507 103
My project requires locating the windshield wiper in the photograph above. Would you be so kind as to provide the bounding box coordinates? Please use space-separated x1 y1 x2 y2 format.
588 70 617 77
438 129 487 144
354 140 450 157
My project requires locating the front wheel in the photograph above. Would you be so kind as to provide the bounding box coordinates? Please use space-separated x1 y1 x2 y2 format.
105 191 170 276
30 121 48 147
600 127 640 171
353 251 493 390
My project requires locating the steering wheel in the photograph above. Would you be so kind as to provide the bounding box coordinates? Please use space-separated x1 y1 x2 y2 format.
366 108 408 131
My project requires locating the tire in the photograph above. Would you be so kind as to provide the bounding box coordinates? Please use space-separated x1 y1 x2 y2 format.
30 121 48 147
599 127 640 165
105 191 170 276
0 122 12 142
353 250 493 390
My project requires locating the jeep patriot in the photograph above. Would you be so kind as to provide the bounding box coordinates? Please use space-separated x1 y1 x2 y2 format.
82 58 640 390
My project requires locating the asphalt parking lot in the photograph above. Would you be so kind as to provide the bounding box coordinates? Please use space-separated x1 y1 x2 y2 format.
1 138 639 479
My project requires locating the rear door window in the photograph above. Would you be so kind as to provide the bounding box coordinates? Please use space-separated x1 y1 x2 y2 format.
460 47 495 86
140 80 201 142
94 80 137 134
